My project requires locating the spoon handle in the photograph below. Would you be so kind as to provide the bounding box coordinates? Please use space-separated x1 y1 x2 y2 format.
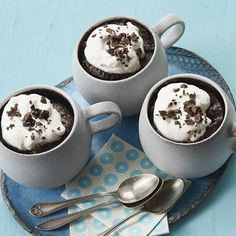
30 191 115 217
98 209 144 236
35 200 120 231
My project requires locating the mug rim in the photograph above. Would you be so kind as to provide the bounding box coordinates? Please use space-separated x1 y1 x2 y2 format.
0 85 79 157
143 73 228 146
73 15 158 83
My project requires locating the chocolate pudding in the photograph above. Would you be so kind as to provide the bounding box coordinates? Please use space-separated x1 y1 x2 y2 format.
78 18 155 81
148 79 225 143
0 89 74 154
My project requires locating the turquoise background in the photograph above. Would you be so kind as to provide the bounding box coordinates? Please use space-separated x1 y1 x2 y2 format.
0 0 236 235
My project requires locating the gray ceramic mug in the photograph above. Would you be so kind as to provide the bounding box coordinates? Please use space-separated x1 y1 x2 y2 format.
139 73 236 178
72 14 185 116
0 85 121 188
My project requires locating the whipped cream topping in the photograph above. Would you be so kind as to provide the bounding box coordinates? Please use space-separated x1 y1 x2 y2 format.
153 83 212 142
84 22 145 74
1 94 66 151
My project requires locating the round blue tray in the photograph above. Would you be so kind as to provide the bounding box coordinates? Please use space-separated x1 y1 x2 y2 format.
1 47 234 236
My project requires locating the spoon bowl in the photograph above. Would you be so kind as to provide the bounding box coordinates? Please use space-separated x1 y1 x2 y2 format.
117 173 160 203
30 173 160 217
99 178 190 236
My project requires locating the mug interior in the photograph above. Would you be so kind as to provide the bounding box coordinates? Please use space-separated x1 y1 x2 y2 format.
76 16 157 82
147 77 226 144
0 88 75 156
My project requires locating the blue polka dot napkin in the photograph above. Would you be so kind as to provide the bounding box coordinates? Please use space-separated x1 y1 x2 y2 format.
62 134 169 236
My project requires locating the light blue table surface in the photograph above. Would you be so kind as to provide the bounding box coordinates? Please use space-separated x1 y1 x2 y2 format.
0 1 236 235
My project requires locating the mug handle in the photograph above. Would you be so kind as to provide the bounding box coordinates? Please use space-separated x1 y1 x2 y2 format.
83 101 122 134
231 123 236 151
153 14 185 49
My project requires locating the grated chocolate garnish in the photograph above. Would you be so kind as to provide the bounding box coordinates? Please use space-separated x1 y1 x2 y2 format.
175 120 181 128
159 109 181 120
40 96 47 104
185 119 195 126
105 28 141 64
135 48 142 58
189 93 196 100
7 104 21 117
173 88 180 92
31 133 35 140
6 124 15 130
22 113 36 127
180 84 188 88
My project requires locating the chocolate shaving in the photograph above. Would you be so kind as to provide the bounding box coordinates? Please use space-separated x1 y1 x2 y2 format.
6 124 15 130
31 105 49 120
105 29 141 64
7 104 21 117
189 93 196 100
41 136 46 140
180 84 188 88
195 113 203 123
36 121 43 126
40 110 49 120
92 34 96 38
40 96 47 104
183 96 205 125
38 129 42 133
159 110 167 116
175 121 181 128
22 113 36 127
135 48 142 58
57 127 61 131
159 109 181 120
173 88 180 92
31 133 35 140
106 28 115 34
130 32 139 42
185 119 195 126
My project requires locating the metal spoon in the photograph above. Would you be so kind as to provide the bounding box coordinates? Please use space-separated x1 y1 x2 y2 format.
30 174 160 217
98 178 191 236
35 180 164 231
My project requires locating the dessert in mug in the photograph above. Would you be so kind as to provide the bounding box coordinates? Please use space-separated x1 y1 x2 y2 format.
148 81 224 142
78 18 155 80
0 90 74 154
